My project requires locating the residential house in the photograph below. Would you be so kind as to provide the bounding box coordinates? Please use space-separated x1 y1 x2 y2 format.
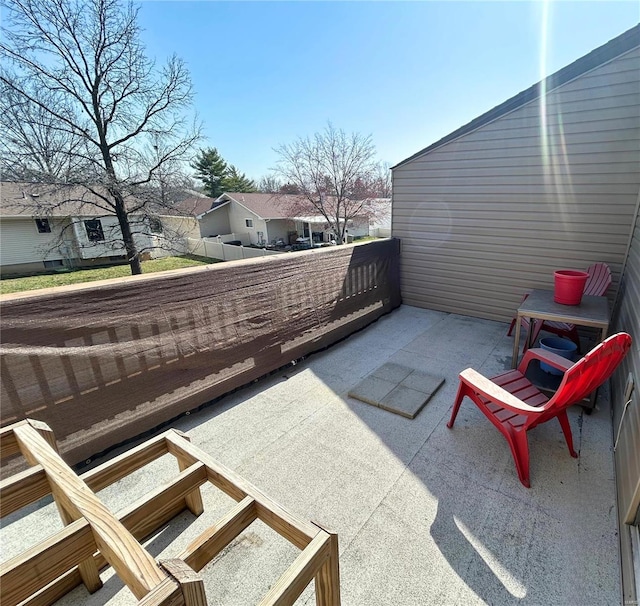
0 181 201 275
391 24 640 599
195 192 323 246
192 192 389 246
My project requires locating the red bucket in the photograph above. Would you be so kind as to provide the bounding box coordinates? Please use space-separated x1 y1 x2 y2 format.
554 270 589 305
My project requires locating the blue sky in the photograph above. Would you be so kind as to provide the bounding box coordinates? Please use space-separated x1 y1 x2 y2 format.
138 1 639 182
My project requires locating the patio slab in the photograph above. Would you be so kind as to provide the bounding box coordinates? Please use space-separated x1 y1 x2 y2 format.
0 305 621 605
349 362 445 418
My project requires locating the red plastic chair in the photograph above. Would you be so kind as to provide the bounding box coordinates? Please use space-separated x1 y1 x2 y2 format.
507 263 612 352
447 332 631 487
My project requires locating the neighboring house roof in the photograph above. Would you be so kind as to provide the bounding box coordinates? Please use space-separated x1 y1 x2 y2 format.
209 192 312 220
392 23 640 169
198 192 316 221
177 196 216 217
200 192 385 226
0 181 191 218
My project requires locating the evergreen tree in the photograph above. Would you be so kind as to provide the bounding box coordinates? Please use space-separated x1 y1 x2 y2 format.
224 165 257 192
190 147 228 197
191 148 257 195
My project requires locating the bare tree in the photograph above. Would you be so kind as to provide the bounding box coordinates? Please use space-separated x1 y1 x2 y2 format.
273 123 378 244
369 161 392 198
0 0 201 274
257 175 282 193
0 81 91 182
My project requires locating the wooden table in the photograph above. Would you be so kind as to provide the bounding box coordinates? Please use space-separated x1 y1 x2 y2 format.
511 288 610 368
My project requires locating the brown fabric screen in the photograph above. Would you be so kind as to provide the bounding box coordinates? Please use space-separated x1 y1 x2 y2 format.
1 240 401 466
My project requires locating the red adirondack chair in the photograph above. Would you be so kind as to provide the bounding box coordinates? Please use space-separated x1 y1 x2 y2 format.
447 332 631 487
507 263 612 352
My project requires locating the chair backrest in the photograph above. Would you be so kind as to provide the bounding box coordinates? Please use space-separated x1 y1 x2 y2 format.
548 333 632 411
584 263 612 297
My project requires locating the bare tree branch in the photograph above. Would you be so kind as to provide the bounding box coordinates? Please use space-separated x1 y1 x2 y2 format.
0 0 202 274
273 122 378 244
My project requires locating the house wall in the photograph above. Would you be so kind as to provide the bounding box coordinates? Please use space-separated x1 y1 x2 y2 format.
72 215 200 261
228 201 265 245
72 216 128 259
147 216 201 258
0 217 74 271
392 46 640 322
612 199 640 604
199 208 231 237
347 218 370 239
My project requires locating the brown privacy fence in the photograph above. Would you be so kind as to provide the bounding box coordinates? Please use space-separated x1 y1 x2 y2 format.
1 239 401 467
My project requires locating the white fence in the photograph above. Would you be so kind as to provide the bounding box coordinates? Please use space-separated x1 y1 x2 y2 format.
187 237 283 261
370 227 391 238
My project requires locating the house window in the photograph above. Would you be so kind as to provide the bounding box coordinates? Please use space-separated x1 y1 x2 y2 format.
149 218 163 234
43 259 64 269
84 219 105 242
35 218 51 233
245 219 253 228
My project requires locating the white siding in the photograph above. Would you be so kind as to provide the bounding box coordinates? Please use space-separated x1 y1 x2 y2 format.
71 215 200 260
0 217 73 266
228 201 265 245
73 216 127 259
392 46 640 321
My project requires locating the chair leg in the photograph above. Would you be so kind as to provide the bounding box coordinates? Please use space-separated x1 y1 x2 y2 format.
506 429 531 488
447 381 469 429
507 317 516 336
557 411 578 458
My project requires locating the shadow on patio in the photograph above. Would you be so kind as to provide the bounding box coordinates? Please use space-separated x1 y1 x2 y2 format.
2 305 619 605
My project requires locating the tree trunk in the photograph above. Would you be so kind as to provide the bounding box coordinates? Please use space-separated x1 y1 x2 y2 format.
112 190 142 275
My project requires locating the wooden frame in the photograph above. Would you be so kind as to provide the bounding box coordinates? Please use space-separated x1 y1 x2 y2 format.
0 419 340 606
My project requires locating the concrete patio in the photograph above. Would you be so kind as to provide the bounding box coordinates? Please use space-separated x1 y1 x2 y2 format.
1 305 620 605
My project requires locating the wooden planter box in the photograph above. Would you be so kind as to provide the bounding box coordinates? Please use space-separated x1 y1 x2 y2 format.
0 419 340 605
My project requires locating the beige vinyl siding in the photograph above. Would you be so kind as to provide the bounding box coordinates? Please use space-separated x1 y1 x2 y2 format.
228 201 266 245
612 203 640 604
199 208 231 238
158 216 201 240
393 46 640 322
0 217 72 266
265 219 294 244
140 216 201 258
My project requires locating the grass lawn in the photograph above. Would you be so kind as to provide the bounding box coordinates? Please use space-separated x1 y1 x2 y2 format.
0 256 220 295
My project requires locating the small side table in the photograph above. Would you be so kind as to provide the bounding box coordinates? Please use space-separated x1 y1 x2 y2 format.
511 289 610 409
512 289 610 367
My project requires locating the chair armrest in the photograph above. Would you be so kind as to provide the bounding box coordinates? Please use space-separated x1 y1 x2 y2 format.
460 368 544 414
517 348 575 375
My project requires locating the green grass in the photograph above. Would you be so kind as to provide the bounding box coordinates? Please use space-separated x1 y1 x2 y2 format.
0 255 220 295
